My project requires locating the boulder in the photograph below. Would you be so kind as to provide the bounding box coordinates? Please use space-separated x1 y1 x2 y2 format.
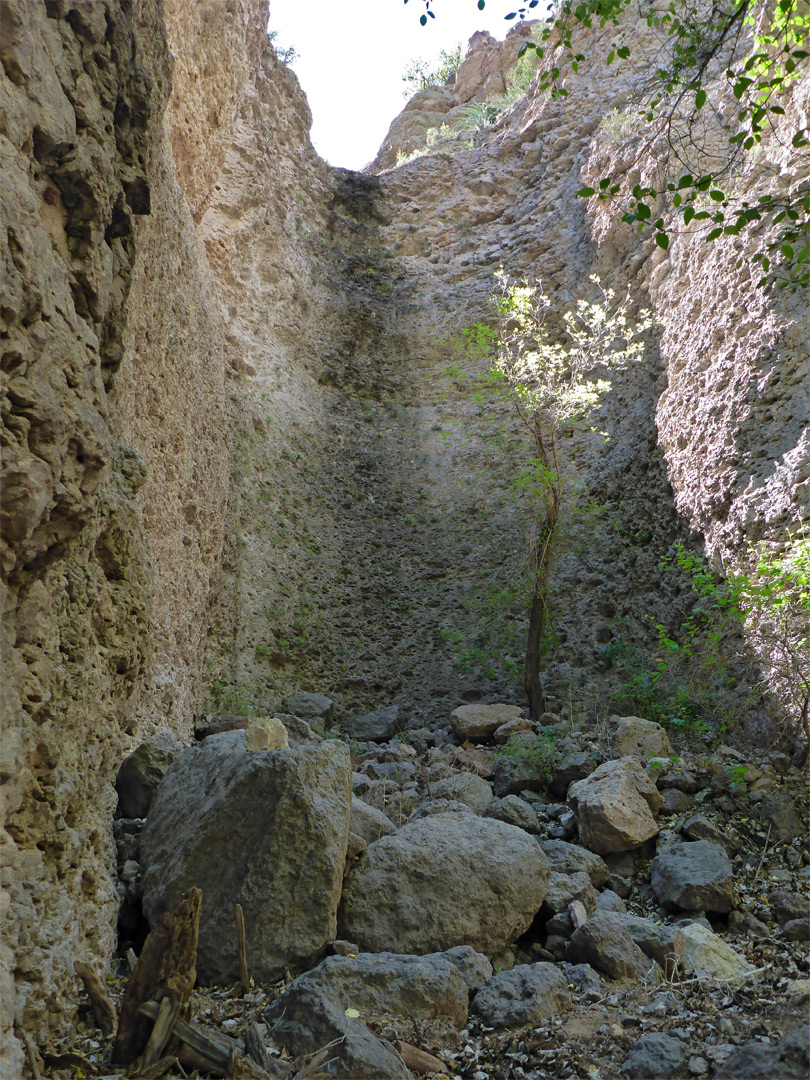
541 871 598 918
267 947 491 1028
549 749 601 798
661 789 694 815
471 962 572 1028
486 794 542 834
350 796 398 844
620 1032 686 1078
757 791 806 841
715 1025 810 1079
538 839 610 888
342 705 401 742
566 912 653 982
679 922 756 981
611 716 673 761
616 914 685 974
650 840 736 913
430 771 493 812
339 812 550 957
769 889 810 927
141 739 351 983
286 692 334 723
115 732 184 818
568 758 663 855
451 703 524 741
596 890 627 914
263 983 408 1079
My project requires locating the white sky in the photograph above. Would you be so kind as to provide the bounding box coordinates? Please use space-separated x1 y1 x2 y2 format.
267 0 519 170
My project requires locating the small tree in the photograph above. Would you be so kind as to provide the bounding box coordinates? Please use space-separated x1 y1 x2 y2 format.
489 271 649 718
402 44 464 96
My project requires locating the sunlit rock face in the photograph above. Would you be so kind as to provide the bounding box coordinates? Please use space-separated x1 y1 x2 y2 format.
2 0 806 1067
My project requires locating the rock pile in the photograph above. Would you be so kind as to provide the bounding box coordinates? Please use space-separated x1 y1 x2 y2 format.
106 705 809 1078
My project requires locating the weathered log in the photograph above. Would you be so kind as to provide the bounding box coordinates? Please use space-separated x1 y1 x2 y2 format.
112 887 202 1064
244 1021 272 1071
138 1000 236 1075
134 1054 179 1079
75 960 117 1035
398 1040 450 1075
236 904 251 994
140 995 182 1068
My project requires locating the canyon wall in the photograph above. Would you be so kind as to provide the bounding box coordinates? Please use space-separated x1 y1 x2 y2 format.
1 0 806 1071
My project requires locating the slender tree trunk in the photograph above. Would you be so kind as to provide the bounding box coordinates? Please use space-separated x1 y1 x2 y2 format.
522 419 560 723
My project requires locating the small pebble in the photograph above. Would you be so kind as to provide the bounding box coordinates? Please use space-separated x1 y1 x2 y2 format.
688 1056 709 1075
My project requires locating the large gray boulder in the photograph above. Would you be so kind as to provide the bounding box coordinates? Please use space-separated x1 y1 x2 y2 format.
339 812 550 957
116 732 184 818
566 912 654 982
616 914 685 974
650 840 737 913
568 757 663 855
342 705 401 742
141 738 351 983
267 946 492 1028
471 963 572 1028
538 839 610 887
620 1032 686 1078
715 1025 810 1079
263 984 409 1079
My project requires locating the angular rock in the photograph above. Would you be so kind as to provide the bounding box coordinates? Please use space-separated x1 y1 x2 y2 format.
549 749 601 798
757 792 806 841
679 922 756 982
350 796 398 844
430 771 493 812
486 794 542 834
141 738 351 983
286 692 334 722
538 839 610 888
682 814 731 849
785 919 810 942
661 788 694 815
263 984 408 1079
611 716 673 761
491 752 550 797
651 841 736 914
493 717 534 743
115 732 184 818
714 1025 810 1079
451 703 524 741
620 1032 686 1078
246 717 288 752
343 705 401 742
568 758 663 855
339 812 550 956
471 962 572 1028
596 890 627 914
566 912 654 982
268 948 490 1028
540 871 598 918
616 914 685 974
769 889 810 927
561 962 602 999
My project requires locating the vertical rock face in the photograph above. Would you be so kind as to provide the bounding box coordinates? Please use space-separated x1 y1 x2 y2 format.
1 3 168 1069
